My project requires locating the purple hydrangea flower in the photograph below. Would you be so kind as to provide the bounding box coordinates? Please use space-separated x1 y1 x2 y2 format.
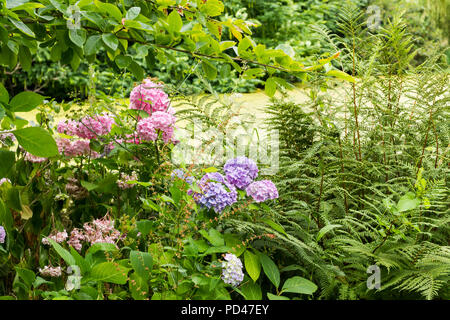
0 226 6 244
245 180 279 203
171 169 194 184
224 156 258 189
190 172 237 213
221 253 244 287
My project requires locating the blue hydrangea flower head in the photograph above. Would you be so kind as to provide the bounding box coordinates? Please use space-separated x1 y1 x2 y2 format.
223 156 258 189
190 172 237 213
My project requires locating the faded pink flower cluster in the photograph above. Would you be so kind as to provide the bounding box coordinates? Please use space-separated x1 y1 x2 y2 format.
57 114 114 139
117 171 138 189
39 266 62 277
67 215 121 251
42 230 68 245
137 110 176 143
24 152 47 163
56 138 100 158
129 78 170 115
0 178 11 186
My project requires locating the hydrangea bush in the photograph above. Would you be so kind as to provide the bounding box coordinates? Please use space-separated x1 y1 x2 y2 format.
0 79 288 301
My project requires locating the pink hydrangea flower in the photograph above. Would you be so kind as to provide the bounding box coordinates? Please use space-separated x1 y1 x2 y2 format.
39 266 62 277
129 78 170 115
117 172 138 189
76 114 114 139
42 230 68 245
57 138 100 158
57 119 79 136
136 111 176 143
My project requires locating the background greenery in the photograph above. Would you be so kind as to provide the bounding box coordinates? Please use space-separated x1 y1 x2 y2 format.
1 0 448 100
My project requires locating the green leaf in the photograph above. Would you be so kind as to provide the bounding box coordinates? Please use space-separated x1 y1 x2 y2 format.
397 192 421 213
259 253 280 288
0 83 9 104
265 77 277 97
95 0 122 22
317 224 342 241
130 250 153 280
126 7 141 20
267 292 289 300
129 61 144 81
239 281 262 300
13 127 58 157
201 60 217 80
15 267 36 287
69 29 86 48
261 218 287 236
326 70 355 83
18 46 31 71
47 238 77 266
0 150 15 177
136 220 154 236
102 33 118 51
129 272 148 300
244 250 261 282
80 180 98 191
8 18 35 37
86 243 118 256
84 35 102 56
70 247 90 274
10 91 44 112
202 0 224 17
168 10 182 33
115 55 132 68
90 262 130 284
281 276 318 295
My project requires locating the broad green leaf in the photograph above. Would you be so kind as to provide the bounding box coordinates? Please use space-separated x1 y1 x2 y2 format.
239 281 262 300
10 91 44 112
95 0 122 22
168 10 182 33
18 46 31 71
136 220 154 236
115 55 132 68
281 276 317 295
326 70 355 83
86 243 118 256
102 33 118 51
13 127 58 157
129 272 148 300
15 267 36 287
85 35 102 56
267 292 289 300
129 61 144 81
130 250 153 280
201 60 217 80
397 192 421 213
261 218 287 236
90 262 130 284
244 250 261 282
0 83 9 104
47 238 77 266
265 77 277 97
0 150 15 177
202 0 224 17
80 180 98 191
259 253 280 288
69 29 86 48
126 7 141 20
8 18 35 37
